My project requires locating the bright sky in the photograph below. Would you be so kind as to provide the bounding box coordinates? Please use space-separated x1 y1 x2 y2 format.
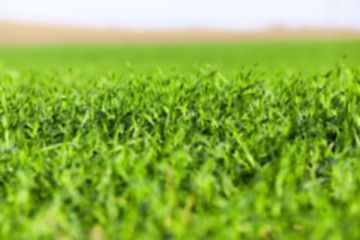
1 0 360 30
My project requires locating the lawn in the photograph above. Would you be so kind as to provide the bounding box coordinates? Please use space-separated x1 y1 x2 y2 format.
1 40 360 239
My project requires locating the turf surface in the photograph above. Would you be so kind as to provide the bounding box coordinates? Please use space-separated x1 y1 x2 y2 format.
1 41 360 239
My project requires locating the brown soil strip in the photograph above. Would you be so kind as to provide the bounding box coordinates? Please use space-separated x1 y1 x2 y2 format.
1 22 360 45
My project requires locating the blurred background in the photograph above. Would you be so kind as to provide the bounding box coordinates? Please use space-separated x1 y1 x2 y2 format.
1 0 360 44
1 0 360 72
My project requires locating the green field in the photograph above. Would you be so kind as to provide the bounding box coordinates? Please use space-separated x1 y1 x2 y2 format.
1 41 360 239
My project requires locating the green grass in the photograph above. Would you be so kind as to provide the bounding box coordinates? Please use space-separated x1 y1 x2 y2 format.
1 41 360 239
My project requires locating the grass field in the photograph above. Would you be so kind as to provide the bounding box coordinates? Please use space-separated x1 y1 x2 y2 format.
1 40 360 239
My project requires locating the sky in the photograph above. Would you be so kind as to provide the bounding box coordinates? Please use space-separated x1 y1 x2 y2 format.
0 0 360 31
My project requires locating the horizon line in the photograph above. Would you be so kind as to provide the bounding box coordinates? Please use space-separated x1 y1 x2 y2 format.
1 21 360 45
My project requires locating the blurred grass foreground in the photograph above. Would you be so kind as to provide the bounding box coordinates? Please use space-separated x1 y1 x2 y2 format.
1 40 360 239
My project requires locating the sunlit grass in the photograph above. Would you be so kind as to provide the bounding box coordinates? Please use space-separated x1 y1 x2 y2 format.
1 42 360 239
